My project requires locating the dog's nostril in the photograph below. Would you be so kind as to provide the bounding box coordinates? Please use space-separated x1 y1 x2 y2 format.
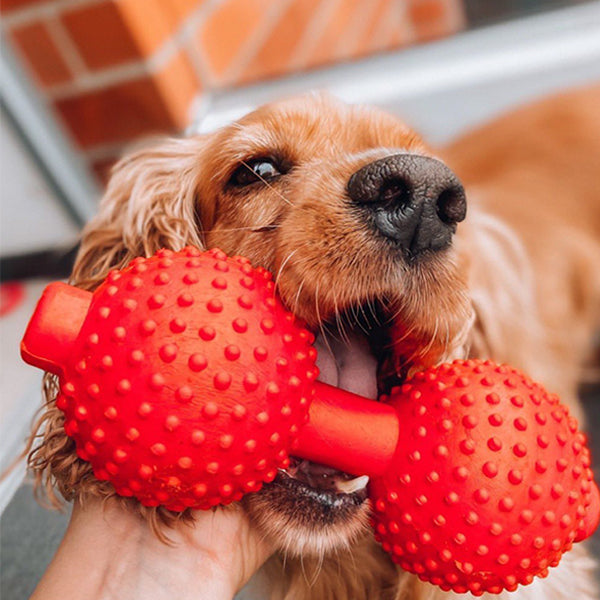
436 187 467 225
379 179 410 206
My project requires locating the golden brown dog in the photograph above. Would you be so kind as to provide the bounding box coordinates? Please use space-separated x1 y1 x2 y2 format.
28 86 600 599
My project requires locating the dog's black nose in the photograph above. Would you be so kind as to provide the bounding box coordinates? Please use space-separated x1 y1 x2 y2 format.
347 154 466 257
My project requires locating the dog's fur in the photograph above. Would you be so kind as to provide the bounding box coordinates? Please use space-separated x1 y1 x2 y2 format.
28 86 600 599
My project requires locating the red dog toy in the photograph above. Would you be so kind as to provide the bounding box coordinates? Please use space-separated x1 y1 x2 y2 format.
21 247 599 595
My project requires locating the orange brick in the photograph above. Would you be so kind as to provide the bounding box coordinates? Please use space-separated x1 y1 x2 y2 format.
1 0 51 12
61 1 141 69
305 0 364 70
347 0 392 59
197 0 270 81
118 0 179 56
166 0 204 21
55 77 173 148
240 0 322 84
55 50 199 147
409 0 455 41
61 0 189 70
387 5 415 50
10 21 71 86
154 51 201 130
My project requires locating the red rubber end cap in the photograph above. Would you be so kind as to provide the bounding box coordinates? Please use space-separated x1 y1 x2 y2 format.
370 359 598 595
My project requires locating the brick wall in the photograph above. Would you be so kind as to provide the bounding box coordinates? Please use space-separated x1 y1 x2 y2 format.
2 0 465 183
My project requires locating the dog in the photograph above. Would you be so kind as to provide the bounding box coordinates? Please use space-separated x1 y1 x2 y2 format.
27 86 600 599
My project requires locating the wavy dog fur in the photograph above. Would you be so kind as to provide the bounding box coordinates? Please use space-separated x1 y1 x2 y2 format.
27 88 600 599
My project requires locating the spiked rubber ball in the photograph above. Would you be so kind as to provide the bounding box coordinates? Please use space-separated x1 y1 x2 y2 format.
369 360 598 594
22 247 317 511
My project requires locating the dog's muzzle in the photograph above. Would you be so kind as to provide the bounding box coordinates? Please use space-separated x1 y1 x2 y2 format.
347 154 466 258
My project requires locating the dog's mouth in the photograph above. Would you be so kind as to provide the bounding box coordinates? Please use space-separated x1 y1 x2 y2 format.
275 458 370 508
269 301 418 513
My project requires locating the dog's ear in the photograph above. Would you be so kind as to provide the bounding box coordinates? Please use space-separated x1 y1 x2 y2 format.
72 136 210 290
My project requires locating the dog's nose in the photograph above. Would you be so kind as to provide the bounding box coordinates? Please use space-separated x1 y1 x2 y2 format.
347 154 466 257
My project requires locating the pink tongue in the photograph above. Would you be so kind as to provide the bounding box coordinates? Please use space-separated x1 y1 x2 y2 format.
314 330 378 400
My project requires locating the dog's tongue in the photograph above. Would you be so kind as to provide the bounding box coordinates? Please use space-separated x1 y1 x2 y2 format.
314 330 378 400
286 330 376 495
310 323 424 494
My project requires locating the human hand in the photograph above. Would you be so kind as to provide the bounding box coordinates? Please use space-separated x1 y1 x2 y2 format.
31 496 272 600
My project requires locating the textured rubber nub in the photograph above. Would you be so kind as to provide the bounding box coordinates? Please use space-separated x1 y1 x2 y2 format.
21 282 91 376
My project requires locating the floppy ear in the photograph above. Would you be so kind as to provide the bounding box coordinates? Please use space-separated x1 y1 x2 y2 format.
72 136 209 291
27 136 213 520
463 207 551 374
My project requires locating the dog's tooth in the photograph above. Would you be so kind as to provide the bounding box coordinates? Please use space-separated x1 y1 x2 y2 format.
335 475 369 494
278 465 299 478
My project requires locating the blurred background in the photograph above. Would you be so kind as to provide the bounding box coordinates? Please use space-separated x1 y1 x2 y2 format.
1 0 599 597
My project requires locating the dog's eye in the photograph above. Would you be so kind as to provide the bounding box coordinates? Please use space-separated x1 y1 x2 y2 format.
230 159 282 186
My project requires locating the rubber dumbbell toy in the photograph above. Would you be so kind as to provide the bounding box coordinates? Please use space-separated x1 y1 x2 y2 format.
21 247 599 595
